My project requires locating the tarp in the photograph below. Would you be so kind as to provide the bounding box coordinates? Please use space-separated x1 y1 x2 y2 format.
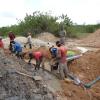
67 54 82 61
67 50 76 57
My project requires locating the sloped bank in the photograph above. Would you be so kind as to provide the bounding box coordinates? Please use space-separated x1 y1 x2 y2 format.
61 50 100 100
0 50 63 100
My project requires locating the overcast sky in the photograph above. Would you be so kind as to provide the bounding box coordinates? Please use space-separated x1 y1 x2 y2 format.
0 0 100 27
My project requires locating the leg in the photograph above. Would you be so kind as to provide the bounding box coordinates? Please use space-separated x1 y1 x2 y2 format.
35 60 40 70
29 44 32 49
9 41 14 53
19 52 23 59
60 37 64 45
37 60 41 70
36 56 43 70
28 53 33 64
63 63 69 78
24 42 28 48
50 57 57 71
15 51 19 57
35 56 45 70
59 63 65 80
53 58 59 70
41 56 45 70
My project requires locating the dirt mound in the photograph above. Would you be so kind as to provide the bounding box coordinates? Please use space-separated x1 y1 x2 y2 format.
15 36 27 43
80 29 100 47
0 50 61 100
3 36 54 49
61 50 100 100
69 51 100 81
36 32 58 42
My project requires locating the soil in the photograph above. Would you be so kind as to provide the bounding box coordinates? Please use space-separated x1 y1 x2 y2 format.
36 32 58 42
1 30 100 100
78 29 100 47
61 50 100 100
0 50 62 100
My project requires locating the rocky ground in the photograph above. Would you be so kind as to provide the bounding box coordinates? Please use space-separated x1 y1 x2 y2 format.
0 50 63 100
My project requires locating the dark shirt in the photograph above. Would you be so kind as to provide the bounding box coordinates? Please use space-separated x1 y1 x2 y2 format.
8 33 15 41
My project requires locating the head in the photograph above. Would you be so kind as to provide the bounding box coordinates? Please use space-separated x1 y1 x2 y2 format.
8 31 13 34
56 41 61 47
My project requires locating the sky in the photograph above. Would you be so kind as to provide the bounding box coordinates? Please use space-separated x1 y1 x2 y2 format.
0 0 100 27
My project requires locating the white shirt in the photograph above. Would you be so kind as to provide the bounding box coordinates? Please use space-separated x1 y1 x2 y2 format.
27 35 32 44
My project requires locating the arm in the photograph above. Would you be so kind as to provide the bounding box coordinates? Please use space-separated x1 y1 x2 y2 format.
28 53 33 64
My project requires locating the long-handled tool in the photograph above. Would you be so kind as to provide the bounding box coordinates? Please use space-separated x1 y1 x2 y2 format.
84 76 100 89
15 71 42 81
67 73 100 89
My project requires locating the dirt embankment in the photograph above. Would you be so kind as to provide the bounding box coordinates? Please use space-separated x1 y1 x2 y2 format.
0 50 59 100
36 32 58 42
61 50 100 100
79 29 100 47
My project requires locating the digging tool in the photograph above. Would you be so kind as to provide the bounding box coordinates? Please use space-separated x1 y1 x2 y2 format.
15 71 42 81
84 76 100 89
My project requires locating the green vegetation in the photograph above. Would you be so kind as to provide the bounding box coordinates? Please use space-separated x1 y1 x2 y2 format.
0 11 100 38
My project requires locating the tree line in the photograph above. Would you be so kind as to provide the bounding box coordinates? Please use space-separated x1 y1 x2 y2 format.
0 11 100 38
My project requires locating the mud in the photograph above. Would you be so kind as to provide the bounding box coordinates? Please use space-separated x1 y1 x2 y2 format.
61 50 100 100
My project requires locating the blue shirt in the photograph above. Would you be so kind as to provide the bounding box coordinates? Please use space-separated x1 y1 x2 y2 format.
50 48 58 57
14 42 22 52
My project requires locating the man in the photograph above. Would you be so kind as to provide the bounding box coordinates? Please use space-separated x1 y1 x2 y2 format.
28 51 44 70
49 45 57 57
49 45 59 71
59 26 66 45
56 41 69 80
24 32 32 49
8 31 15 42
0 37 4 49
8 31 16 52
11 41 23 59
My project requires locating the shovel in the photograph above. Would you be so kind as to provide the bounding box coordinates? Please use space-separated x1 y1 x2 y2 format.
15 71 42 81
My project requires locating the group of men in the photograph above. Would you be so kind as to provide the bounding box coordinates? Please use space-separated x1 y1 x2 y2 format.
0 31 69 80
